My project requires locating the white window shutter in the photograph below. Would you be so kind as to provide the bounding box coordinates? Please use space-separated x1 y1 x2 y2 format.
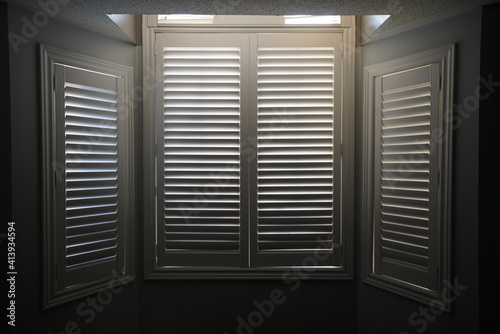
156 34 249 267
363 45 453 309
54 65 126 290
42 45 134 308
252 33 343 267
153 31 350 276
372 64 440 290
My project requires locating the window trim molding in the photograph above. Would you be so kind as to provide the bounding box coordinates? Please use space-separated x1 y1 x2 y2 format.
41 45 135 309
142 16 355 280
361 44 454 310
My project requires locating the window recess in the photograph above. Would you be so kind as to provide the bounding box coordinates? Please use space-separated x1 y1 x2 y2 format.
143 18 355 279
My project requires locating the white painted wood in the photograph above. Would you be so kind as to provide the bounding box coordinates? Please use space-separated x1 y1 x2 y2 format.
363 44 454 311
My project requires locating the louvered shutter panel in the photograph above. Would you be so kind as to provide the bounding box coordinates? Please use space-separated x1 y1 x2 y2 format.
54 65 126 290
372 64 440 291
156 34 248 267
253 34 342 267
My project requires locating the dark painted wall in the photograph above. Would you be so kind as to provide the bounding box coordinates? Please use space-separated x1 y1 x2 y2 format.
138 279 356 333
356 8 482 334
1 3 11 222
2 3 13 334
7 4 140 334
479 3 500 333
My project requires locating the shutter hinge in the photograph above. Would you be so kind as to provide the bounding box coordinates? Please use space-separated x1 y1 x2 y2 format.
53 75 56 90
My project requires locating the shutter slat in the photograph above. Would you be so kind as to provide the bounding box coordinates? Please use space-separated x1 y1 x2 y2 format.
67 221 117 236
381 247 428 268
66 245 117 267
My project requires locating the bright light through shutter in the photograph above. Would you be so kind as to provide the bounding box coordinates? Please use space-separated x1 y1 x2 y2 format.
155 33 251 268
162 46 241 252
55 65 124 289
65 82 119 267
252 33 343 268
257 47 335 252
154 32 345 271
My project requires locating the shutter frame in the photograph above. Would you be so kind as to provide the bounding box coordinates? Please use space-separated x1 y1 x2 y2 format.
146 24 355 279
362 44 454 310
42 45 134 309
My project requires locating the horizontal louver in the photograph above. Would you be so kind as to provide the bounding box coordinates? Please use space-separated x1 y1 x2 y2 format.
365 46 455 308
373 64 440 290
64 81 119 268
162 47 241 252
380 83 431 268
257 47 335 252
155 32 344 271
44 49 133 307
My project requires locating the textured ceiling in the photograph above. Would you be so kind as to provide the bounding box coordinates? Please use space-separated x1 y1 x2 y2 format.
5 0 496 42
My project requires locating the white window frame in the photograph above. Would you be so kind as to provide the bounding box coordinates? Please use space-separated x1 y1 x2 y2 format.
362 45 454 310
143 15 355 279
155 14 342 26
41 45 135 308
